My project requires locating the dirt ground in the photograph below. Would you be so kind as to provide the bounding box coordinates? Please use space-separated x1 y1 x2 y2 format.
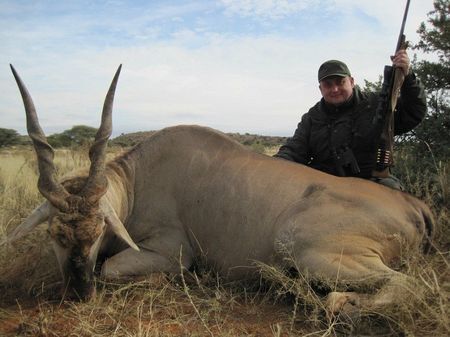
0 278 317 337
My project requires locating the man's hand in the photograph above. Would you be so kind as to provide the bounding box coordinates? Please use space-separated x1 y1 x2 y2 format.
391 49 410 76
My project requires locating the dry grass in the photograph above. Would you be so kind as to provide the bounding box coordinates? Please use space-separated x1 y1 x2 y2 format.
0 146 448 337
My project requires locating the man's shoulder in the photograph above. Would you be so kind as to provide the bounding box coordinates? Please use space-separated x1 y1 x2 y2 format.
354 87 379 107
306 100 324 116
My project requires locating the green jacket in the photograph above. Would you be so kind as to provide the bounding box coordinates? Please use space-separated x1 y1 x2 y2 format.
275 73 427 178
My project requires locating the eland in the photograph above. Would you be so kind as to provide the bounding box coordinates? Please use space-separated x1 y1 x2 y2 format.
3 65 433 314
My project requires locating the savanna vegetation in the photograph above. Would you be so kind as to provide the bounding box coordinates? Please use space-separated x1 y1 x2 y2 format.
0 1 448 336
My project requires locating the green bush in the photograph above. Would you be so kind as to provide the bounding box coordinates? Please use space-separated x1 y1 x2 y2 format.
0 128 20 147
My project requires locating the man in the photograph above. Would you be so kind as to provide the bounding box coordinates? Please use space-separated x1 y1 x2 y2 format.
274 50 426 190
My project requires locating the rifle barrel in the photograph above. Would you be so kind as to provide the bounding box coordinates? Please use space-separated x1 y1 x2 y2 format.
396 0 411 52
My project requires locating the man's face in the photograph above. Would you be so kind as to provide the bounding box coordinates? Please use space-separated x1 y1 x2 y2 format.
319 76 355 106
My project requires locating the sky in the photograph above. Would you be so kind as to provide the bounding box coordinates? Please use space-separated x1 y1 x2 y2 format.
0 0 436 137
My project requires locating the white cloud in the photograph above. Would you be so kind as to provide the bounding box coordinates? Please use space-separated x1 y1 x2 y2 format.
1 0 437 137
332 0 435 43
221 0 316 19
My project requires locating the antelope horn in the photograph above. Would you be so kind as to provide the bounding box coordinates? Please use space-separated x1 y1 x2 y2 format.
10 65 70 211
81 65 122 204
100 199 139 251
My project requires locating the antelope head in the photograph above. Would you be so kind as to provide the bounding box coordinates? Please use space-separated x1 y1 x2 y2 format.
3 65 138 300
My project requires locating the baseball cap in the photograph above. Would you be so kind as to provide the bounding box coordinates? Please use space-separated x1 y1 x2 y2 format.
318 60 351 82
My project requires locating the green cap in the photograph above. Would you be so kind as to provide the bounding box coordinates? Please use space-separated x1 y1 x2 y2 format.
318 60 351 82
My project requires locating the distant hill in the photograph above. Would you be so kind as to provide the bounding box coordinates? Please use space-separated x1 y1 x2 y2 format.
110 131 158 147
9 129 288 154
110 130 288 149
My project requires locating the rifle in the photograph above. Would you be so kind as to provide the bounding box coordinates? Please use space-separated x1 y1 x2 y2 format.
372 0 411 178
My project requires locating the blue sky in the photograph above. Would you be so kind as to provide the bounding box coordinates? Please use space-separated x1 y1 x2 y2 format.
1 0 436 136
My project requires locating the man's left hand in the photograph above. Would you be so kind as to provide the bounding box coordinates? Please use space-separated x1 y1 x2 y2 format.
391 49 410 76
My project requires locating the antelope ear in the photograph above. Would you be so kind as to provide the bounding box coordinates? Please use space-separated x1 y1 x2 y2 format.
0 202 50 246
101 200 139 251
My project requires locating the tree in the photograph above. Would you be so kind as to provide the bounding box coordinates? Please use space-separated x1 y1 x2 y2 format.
361 76 383 94
0 128 20 147
410 0 450 163
47 125 98 148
